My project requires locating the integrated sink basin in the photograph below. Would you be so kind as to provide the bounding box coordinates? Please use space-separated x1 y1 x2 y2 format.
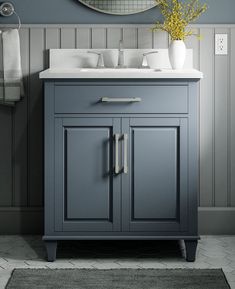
78 68 161 73
40 67 202 79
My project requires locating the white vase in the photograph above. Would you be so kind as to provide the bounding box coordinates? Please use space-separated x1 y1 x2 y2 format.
169 40 186 70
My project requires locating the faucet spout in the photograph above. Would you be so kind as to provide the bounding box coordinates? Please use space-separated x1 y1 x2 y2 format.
117 40 126 68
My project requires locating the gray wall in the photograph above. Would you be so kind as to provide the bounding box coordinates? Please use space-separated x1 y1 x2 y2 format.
0 0 235 24
0 24 235 234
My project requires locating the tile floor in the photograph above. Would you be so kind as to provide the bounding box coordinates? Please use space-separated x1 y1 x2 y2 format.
0 235 235 288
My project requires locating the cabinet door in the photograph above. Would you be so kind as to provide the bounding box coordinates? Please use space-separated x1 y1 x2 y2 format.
122 118 188 232
55 118 121 232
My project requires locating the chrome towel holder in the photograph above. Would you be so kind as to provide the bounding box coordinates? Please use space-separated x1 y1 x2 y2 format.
0 2 21 30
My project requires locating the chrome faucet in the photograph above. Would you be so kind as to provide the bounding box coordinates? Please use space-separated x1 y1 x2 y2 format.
117 40 126 68
87 51 105 68
141 51 159 68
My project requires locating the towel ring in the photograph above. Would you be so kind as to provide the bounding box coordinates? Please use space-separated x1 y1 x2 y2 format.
0 2 21 30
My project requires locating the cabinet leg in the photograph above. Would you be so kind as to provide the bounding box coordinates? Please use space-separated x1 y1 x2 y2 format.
184 240 198 262
45 241 57 262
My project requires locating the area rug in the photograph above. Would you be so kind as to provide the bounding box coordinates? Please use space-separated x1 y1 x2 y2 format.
6 268 231 289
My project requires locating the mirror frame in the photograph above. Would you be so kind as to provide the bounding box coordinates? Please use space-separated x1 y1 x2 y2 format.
78 0 158 15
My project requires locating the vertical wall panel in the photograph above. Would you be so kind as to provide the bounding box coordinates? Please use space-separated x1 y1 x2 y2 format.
29 28 44 207
185 29 200 69
45 28 60 68
137 28 153 48
214 28 229 207
76 28 91 48
185 30 200 204
153 31 169 48
0 31 13 207
45 28 60 49
61 28 76 48
107 28 122 48
199 28 214 207
12 28 29 207
91 28 107 49
123 28 138 48
231 28 235 206
0 107 13 206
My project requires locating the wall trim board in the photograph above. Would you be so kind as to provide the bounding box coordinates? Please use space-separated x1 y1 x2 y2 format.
1 24 235 29
0 207 43 212
0 207 234 235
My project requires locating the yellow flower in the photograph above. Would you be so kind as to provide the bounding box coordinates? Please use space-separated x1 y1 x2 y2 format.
153 0 207 41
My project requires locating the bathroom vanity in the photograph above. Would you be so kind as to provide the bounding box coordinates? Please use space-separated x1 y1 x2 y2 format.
40 49 202 262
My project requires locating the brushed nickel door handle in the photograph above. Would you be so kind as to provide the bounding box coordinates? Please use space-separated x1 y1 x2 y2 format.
123 134 128 174
101 97 141 103
114 134 120 174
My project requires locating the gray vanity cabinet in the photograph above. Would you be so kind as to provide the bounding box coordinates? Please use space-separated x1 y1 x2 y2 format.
43 80 199 263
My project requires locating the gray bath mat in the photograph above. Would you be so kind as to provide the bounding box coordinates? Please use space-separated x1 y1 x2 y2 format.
6 268 231 289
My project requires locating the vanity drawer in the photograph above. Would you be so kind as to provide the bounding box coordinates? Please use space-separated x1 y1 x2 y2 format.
54 85 188 114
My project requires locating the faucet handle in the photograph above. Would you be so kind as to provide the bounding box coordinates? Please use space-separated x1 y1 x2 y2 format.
97 53 105 68
141 51 159 69
141 55 149 69
87 51 105 68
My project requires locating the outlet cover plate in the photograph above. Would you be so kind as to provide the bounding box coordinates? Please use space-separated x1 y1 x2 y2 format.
215 34 228 55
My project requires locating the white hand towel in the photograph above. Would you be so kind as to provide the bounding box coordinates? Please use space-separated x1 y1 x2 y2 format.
0 29 24 105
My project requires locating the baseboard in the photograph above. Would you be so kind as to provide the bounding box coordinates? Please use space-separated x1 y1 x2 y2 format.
0 207 43 234
198 207 235 235
0 207 234 235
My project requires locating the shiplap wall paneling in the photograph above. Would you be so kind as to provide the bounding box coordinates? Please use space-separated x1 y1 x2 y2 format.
0 33 12 206
45 28 60 66
214 28 229 207
0 24 235 234
0 106 12 206
29 28 44 207
76 28 91 49
230 28 235 207
13 28 29 206
185 28 200 69
91 28 107 48
61 28 76 49
185 29 200 204
138 28 153 48
123 28 138 48
199 28 214 207
107 28 122 48
153 30 169 48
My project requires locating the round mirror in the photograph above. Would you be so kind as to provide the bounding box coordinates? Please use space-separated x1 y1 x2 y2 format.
78 0 157 15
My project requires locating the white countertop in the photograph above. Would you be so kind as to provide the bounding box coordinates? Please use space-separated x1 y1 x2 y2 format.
39 68 203 79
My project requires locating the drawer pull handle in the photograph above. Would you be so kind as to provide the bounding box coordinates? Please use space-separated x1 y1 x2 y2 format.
114 134 120 174
123 134 128 174
101 97 141 103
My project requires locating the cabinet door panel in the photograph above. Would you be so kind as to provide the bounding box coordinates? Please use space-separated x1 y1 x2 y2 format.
132 127 178 220
55 118 121 232
122 118 188 232
66 127 111 220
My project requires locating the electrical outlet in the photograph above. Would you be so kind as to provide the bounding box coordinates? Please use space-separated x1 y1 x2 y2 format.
215 34 228 55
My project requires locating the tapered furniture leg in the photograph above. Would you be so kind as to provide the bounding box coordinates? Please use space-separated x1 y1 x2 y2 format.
184 240 198 262
45 241 57 262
